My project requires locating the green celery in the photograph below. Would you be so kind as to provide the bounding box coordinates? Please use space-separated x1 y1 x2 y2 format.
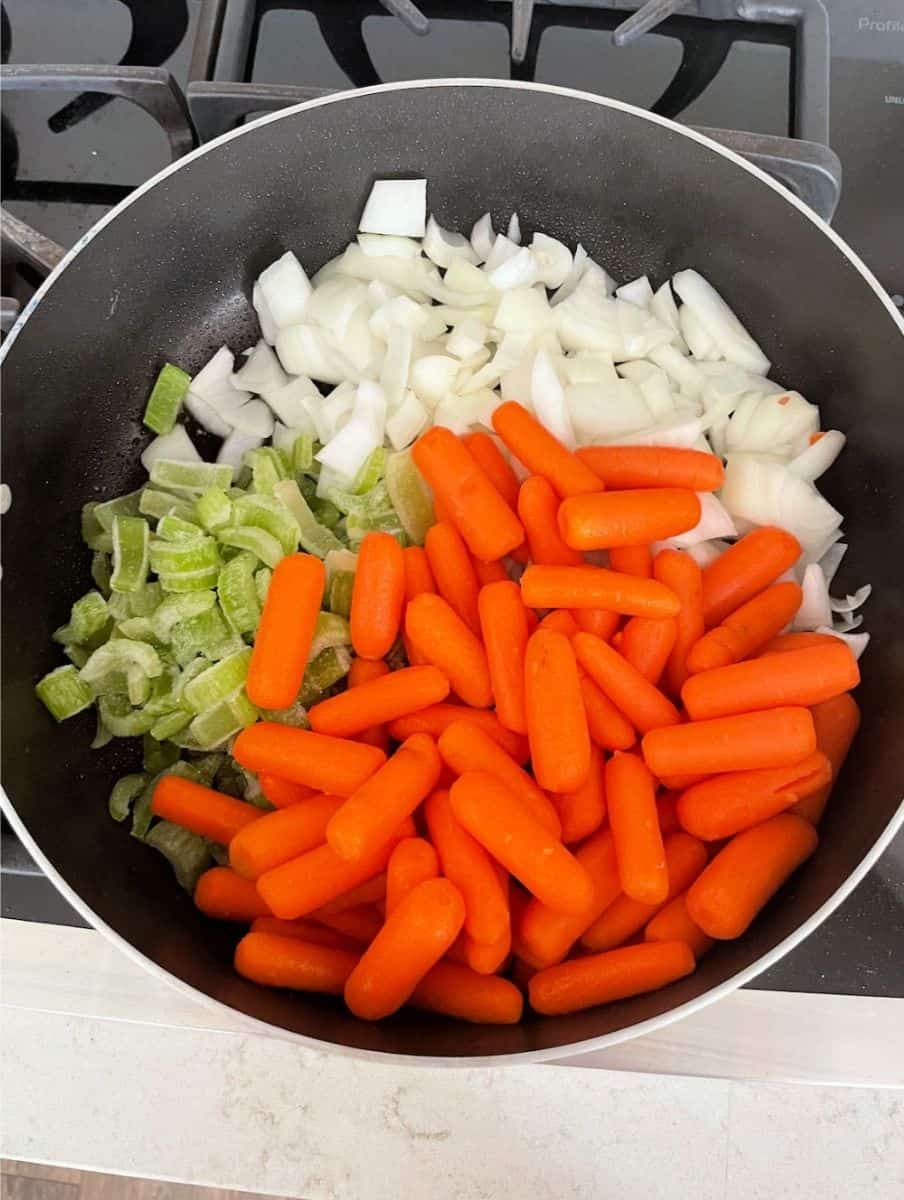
158 567 220 593
310 498 342 529
143 363 190 435
145 821 212 891
271 479 344 558
64 645 90 669
81 503 111 552
183 648 252 713
218 552 260 635
195 487 233 532
261 702 309 729
59 591 110 645
309 611 351 659
188 698 245 749
94 489 144 532
142 732 181 775
328 570 355 618
157 513 204 542
90 711 113 749
225 687 258 728
247 447 289 495
91 552 113 596
169 606 233 666
291 433 315 473
149 708 193 741
98 694 156 738
149 459 234 493
111 515 150 594
139 487 197 523
254 567 272 607
149 535 221 578
116 616 161 644
127 580 164 618
345 509 405 550
35 665 95 721
108 773 149 822
299 646 352 706
152 591 216 641
352 446 387 494
217 525 284 569
81 638 162 705
386 448 434 545
233 493 299 555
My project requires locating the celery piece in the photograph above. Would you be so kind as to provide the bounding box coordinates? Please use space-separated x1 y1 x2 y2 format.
386 448 434 545
183 648 252 713
149 709 193 741
90 711 113 749
130 760 203 838
157 514 204 542
310 498 342 529
66 591 110 644
139 487 197 524
324 548 358 581
353 446 387 494
94 488 144 532
142 664 182 716
109 773 149 822
328 570 355 618
218 552 260 636
150 459 233 493
261 702 309 729
323 479 393 518
299 646 352 707
111 516 150 594
35 665 95 721
217 525 285 569
234 494 300 555
143 363 190 435
309 611 351 660
116 616 160 644
158 567 221 593
106 592 132 623
91 552 113 596
225 687 258 728
149 535 221 578
152 590 216 642
98 693 156 738
247 447 289 495
292 433 315 473
170 606 232 666
254 567 272 607
64 645 90 669
271 479 344 558
346 509 405 550
127 580 164 618
142 732 180 775
82 502 107 550
81 638 162 706
145 820 212 891
195 487 233 533
188 699 244 750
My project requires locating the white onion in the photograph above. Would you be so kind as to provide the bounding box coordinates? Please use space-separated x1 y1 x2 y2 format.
650 281 685 348
830 584 871 614
530 233 573 289
793 562 832 630
447 316 488 360
724 390 819 457
253 283 278 345
410 355 461 407
386 389 428 450
608 415 708 449
788 430 846 481
647 343 705 399
819 541 847 587
272 422 307 455
549 244 589 307
470 212 495 263
310 382 356 444
262 376 319 434
682 539 730 568
190 346 235 398
444 258 497 296
721 455 841 556
564 353 618 388
140 425 201 472
618 361 675 421
216 428 262 471
487 245 539 292
531 348 575 448
566 380 652 443
306 279 370 341
275 325 360 386
615 276 654 310
483 234 521 275
672 269 770 374
232 340 289 396
358 179 427 237
222 399 275 439
423 214 479 269
357 233 422 259
316 380 386 483
258 252 313 330
494 287 553 335
184 390 232 438
662 492 737 548
507 212 521 244
379 323 413 414
679 304 722 361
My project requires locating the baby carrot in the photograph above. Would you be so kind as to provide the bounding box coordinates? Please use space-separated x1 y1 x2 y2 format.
463 927 512 976
579 671 637 751
651 548 703 697
676 752 831 841
642 707 817 777
525 629 592 793
644 894 714 959
346 656 391 751
246 552 325 710
425 789 511 946
477 580 530 734
229 793 345 879
308 665 449 737
529 940 696 1015
461 431 521 507
315 873 387 916
608 545 652 578
605 753 668 905
413 426 524 562
152 775 261 845
559 489 701 551
760 631 838 656
235 932 358 993
686 581 804 674
521 564 680 618
792 693 861 825
387 704 530 764
656 792 681 837
574 632 680 735
682 641 860 720
426 521 482 634
327 733 442 862
410 961 524 1024
518 475 583 565
258 774 319 809
344 878 465 1019
233 723 386 795
250 916 358 952
405 593 493 709
701 526 801 627
581 830 708 951
195 866 271 922
620 616 677 686
403 545 435 601
686 813 818 939
450 772 594 914
539 609 580 638
473 557 510 586
550 743 607 845
350 531 405 660
577 445 725 492
386 837 440 915
574 608 621 640
315 905 383 945
492 401 603 497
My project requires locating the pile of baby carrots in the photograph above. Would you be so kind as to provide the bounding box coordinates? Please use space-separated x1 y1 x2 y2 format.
151 400 862 1026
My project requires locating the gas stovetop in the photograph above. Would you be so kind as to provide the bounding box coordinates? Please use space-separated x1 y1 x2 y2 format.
1 0 902 999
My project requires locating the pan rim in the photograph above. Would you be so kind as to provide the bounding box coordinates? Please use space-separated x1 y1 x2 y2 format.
3 78 903 1064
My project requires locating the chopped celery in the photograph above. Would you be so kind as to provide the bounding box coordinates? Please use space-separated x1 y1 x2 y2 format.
386 448 434 545
271 479 344 558
82 503 109 551
35 665 95 721
61 591 110 645
90 711 113 749
183 648 252 713
218 552 260 635
225 687 258 728
94 489 144 532
195 487 233 532
111 515 150 594
261 702 309 728
346 508 405 550
170 606 234 666
233 493 299 555
157 514 204 542
98 693 156 738
214 756 250 799
310 498 342 529
145 820 212 891
322 479 393 517
187 754 223 787
139 487 197 523
328 570 355 618
143 363 190 435
130 760 202 838
292 433 315 473
127 580 164 618
64 645 90 669
149 536 220 579
158 567 220 593
142 664 182 716
116 616 161 644
150 708 192 741
142 732 180 775
188 697 245 749
81 638 162 706
299 645 352 706
91 552 113 596
353 446 387 494
152 590 216 641
217 525 284 569
309 611 351 659
247 447 289 495
106 592 132 622
324 548 358 580
254 567 272 606
149 459 233 493
109 773 148 822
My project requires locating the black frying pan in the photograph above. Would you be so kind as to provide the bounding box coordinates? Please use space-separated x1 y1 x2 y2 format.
2 82 903 1062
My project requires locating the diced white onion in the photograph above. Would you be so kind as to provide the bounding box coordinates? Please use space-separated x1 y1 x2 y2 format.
682 539 730 568
507 212 521 244
232 340 289 396
483 234 521 275
216 428 263 470
787 430 846 481
830 584 871 614
550 244 589 307
615 276 654 310
380 324 414 412
530 233 573 289
531 348 575 448
184 390 232 438
566 380 652 443
190 346 235 398
410 355 461 407
679 304 722 361
258 252 313 330
672 269 770 374
423 215 479 269
358 179 427 237
662 492 737 548
262 376 320 434
446 316 488 360
141 425 201 472
357 233 422 259
222 399 275 439
793 562 832 629
819 541 847 587
721 455 841 556
386 389 428 450
316 381 386 483
494 287 552 335
470 213 495 263
275 325 360 386
253 283 279 345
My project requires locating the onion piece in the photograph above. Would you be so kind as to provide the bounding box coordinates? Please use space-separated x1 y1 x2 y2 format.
793 562 832 630
550 244 589 307
357 233 422 259
530 233 573 289
312 383 357 444
262 376 320 435
253 283 279 345
232 340 289 396
272 422 308 455
830 584 871 615
679 304 722 361
564 353 619 388
483 233 521 275
487 245 539 292
819 541 847 587
316 381 386 483
216 428 263 471
648 343 705 399
650 281 685 349
358 179 427 237
507 212 521 244
444 258 497 296
275 325 360 386
191 346 236 398
422 214 479 269
605 415 708 449
141 425 201 472
495 287 553 335
532 348 575 448
724 391 819 456
184 390 232 438
380 324 414 412
258 252 313 330
447 316 488 360
386 389 428 450
222 399 275 439
720 455 842 556
682 539 730 569
815 626 869 660
618 360 675 421
615 276 654 310
662 492 737 548
787 430 846 481
410 355 461 408
470 212 495 263
672 269 770 374
565 380 652 444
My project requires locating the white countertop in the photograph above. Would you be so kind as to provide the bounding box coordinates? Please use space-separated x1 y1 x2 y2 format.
2 918 903 1199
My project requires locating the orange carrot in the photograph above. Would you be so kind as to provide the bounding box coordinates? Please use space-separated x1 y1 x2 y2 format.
347 656 391 751
518 475 583 565
462 927 511 976
461 431 521 507
250 916 358 952
701 526 801 627
195 866 271 922
577 445 725 492
539 609 580 638
413 426 524 562
676 752 831 840
313 873 387 915
608 545 652 578
410 961 524 1024
450 772 594 914
760 631 838 656
529 940 696 1015
492 401 603 498
246 552 325 710
472 557 510 586
574 608 621 640
402 545 436 601
653 548 704 695
344 878 465 1019
686 581 803 673
387 704 530 764
405 593 493 709
792 693 861 825
559 489 701 551
315 905 383 945
656 792 681 837
235 932 358 993
620 616 677 686
327 733 442 862
386 837 440 915
477 580 530 734
309 665 449 737
522 564 680 618
151 775 261 845
425 789 511 946
525 629 591 793
682 641 860 720
574 632 680 735
426 521 482 634
642 707 817 777
605 753 668 906
233 723 386 796
258 774 319 809
550 743 607 844
581 830 707 951
579 671 637 751
229 793 344 879
350 531 405 660
686 813 818 938
644 894 714 959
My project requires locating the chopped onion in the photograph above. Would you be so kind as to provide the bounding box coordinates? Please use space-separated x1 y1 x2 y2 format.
532 348 575 448
190 346 235 398
679 304 722 361
258 252 313 330
275 325 360 386
565 353 619 388
682 539 730 568
410 355 461 407
311 383 356 444
550 244 589 307
507 212 521 244
140 425 200 472
386 389 428 450
222 399 275 439
447 316 488 360
830 584 871 615
423 215 479 269
606 415 708 449
615 276 654 310
650 281 685 348
232 340 289 396
216 428 263 471
358 179 427 237
566 380 652 443
819 541 847 587
272 422 307 455
306 279 370 341
618 360 675 421
357 233 422 259
530 233 572 289
724 391 819 456
184 390 232 438
793 562 833 630
662 492 737 548
648 343 705 399
444 258 497 296
495 288 553 335
487 245 539 291
316 381 386 483
672 269 770 374
262 376 319 435
470 212 495 263
253 283 278 345
380 324 414 412
788 430 846 481
721 455 842 556
483 234 521 275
